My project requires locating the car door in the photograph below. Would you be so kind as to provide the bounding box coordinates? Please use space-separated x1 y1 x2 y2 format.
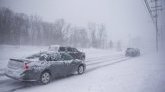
49 53 66 78
60 53 74 75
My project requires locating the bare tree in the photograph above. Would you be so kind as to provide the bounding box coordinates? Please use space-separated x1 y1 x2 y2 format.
116 40 122 51
98 24 107 48
0 8 108 48
109 40 113 49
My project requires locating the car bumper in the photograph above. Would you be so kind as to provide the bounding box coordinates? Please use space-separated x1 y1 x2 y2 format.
5 68 38 81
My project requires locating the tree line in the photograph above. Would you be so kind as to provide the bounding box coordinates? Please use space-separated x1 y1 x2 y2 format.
0 7 122 49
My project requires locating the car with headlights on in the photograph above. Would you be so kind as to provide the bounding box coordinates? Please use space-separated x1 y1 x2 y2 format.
5 51 86 84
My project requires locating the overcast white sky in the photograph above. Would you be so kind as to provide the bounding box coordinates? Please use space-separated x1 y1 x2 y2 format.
0 0 156 49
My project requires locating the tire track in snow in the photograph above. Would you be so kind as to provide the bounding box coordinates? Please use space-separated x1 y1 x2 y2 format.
86 53 123 62
86 56 126 66
86 57 130 73
0 79 26 92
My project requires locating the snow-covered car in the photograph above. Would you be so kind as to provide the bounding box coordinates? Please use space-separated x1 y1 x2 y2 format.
48 45 86 60
125 48 140 57
5 51 86 84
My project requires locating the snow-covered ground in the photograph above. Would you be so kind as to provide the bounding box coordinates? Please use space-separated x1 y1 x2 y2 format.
0 45 165 92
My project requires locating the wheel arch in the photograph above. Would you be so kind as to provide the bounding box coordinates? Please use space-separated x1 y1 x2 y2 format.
41 69 52 76
78 63 86 70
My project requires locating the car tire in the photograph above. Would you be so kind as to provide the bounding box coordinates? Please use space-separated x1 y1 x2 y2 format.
40 71 51 84
77 65 85 75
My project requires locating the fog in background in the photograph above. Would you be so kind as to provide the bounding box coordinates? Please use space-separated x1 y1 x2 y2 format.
0 0 163 52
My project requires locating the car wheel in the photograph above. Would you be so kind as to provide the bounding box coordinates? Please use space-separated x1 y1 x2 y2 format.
40 71 51 84
77 65 85 74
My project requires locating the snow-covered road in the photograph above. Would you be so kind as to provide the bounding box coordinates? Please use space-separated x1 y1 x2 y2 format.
0 54 128 92
0 45 165 92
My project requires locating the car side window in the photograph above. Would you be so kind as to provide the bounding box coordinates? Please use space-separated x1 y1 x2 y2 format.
61 53 73 60
67 47 72 52
49 53 61 61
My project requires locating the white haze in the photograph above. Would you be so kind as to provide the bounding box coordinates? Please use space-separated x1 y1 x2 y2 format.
0 0 156 51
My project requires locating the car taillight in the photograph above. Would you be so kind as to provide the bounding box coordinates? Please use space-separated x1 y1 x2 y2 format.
24 63 29 70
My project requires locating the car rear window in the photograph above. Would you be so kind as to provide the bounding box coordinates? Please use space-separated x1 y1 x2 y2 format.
59 47 66 52
67 47 73 52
